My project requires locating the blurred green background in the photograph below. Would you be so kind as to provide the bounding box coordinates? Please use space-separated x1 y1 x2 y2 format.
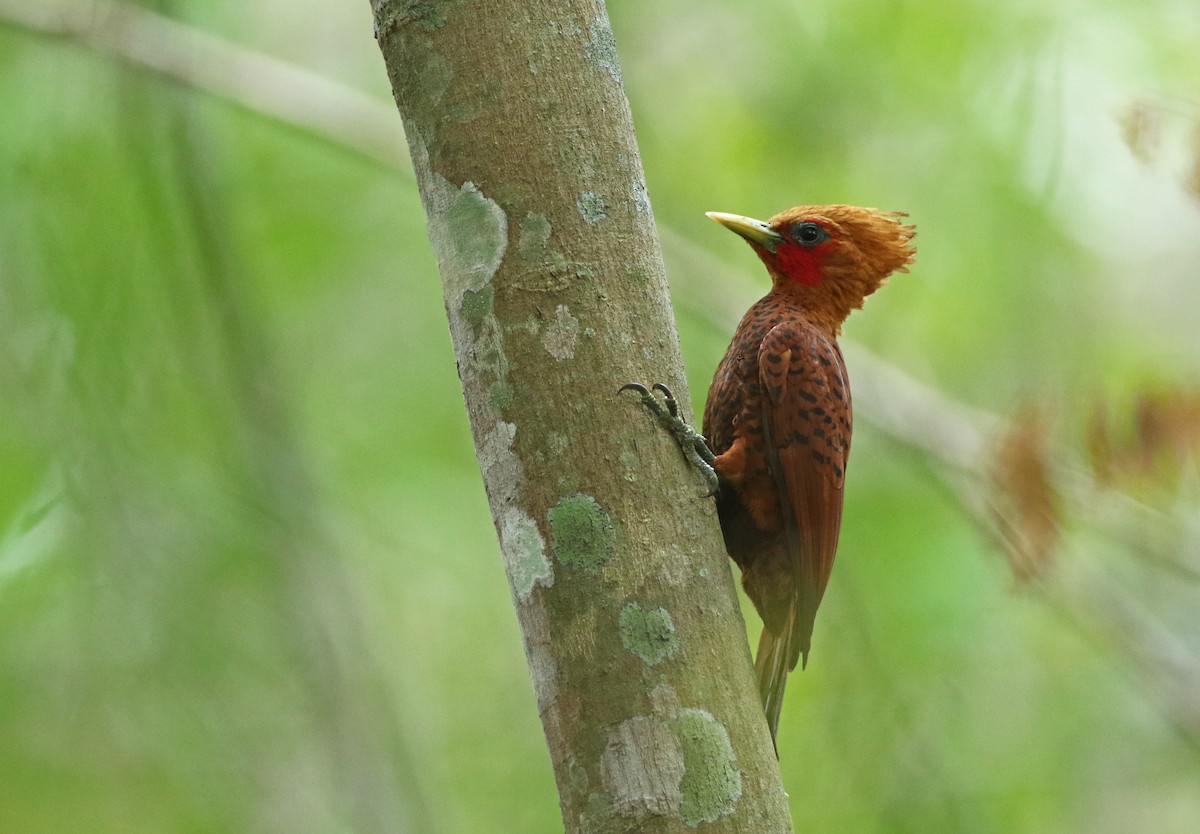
3 0 1200 831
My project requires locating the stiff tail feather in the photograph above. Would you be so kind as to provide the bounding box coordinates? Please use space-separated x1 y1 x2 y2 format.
755 605 806 749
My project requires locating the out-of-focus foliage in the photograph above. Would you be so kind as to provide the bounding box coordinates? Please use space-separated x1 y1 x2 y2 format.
2 0 1199 831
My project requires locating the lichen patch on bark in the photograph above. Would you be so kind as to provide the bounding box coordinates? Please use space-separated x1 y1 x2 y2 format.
548 493 616 571
459 285 494 332
618 602 679 666
671 709 743 826
428 176 513 423
585 16 623 86
499 507 553 602
576 191 608 224
427 176 508 294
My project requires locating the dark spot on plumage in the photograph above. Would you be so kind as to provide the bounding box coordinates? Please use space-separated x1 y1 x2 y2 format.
833 465 843 478
793 432 809 445
818 355 832 367
823 415 833 425
766 353 782 364
811 450 829 465
799 390 817 404
813 427 825 438
811 407 826 416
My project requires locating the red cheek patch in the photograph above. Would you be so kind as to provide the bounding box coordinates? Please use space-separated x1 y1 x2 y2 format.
767 243 827 286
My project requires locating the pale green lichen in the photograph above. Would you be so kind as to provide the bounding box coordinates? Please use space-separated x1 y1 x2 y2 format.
459 286 494 332
577 191 608 224
671 709 742 826
428 176 508 295
618 603 679 666
586 16 623 86
548 494 615 571
499 509 553 602
428 177 511 415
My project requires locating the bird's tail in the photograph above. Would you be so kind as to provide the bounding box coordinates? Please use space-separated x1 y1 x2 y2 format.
755 605 807 749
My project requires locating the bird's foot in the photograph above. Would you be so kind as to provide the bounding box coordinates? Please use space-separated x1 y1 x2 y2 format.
619 382 720 495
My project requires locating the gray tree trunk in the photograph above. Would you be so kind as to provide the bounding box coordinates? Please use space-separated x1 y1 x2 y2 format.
371 1 793 830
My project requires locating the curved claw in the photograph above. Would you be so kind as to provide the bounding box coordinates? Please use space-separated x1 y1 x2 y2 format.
649 383 679 417
620 380 720 496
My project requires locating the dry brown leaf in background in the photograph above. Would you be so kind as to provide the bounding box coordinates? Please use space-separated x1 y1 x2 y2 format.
988 406 1061 584
1090 386 1200 489
1119 100 1161 164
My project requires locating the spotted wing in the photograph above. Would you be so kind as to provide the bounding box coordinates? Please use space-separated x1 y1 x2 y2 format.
757 321 852 667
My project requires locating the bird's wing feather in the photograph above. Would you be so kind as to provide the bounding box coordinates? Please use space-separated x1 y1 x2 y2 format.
757 321 851 667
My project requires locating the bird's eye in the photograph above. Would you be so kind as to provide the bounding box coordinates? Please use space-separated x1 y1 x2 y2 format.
792 222 829 247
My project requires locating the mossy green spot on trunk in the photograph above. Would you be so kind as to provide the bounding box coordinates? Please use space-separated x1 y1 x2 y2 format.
459 285 494 332
549 494 615 571
671 709 742 826
618 602 679 666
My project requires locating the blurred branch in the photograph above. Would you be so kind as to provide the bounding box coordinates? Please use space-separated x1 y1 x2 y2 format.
0 0 410 173
1057 554 1200 753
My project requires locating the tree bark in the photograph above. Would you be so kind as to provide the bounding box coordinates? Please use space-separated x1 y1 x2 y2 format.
372 1 792 830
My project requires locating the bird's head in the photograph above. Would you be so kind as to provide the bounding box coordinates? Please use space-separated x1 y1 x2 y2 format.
707 204 916 332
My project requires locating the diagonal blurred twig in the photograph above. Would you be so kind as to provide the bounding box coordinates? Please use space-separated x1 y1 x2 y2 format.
0 0 411 173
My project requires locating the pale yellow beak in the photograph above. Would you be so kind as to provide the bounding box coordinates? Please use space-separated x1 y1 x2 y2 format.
705 211 783 252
